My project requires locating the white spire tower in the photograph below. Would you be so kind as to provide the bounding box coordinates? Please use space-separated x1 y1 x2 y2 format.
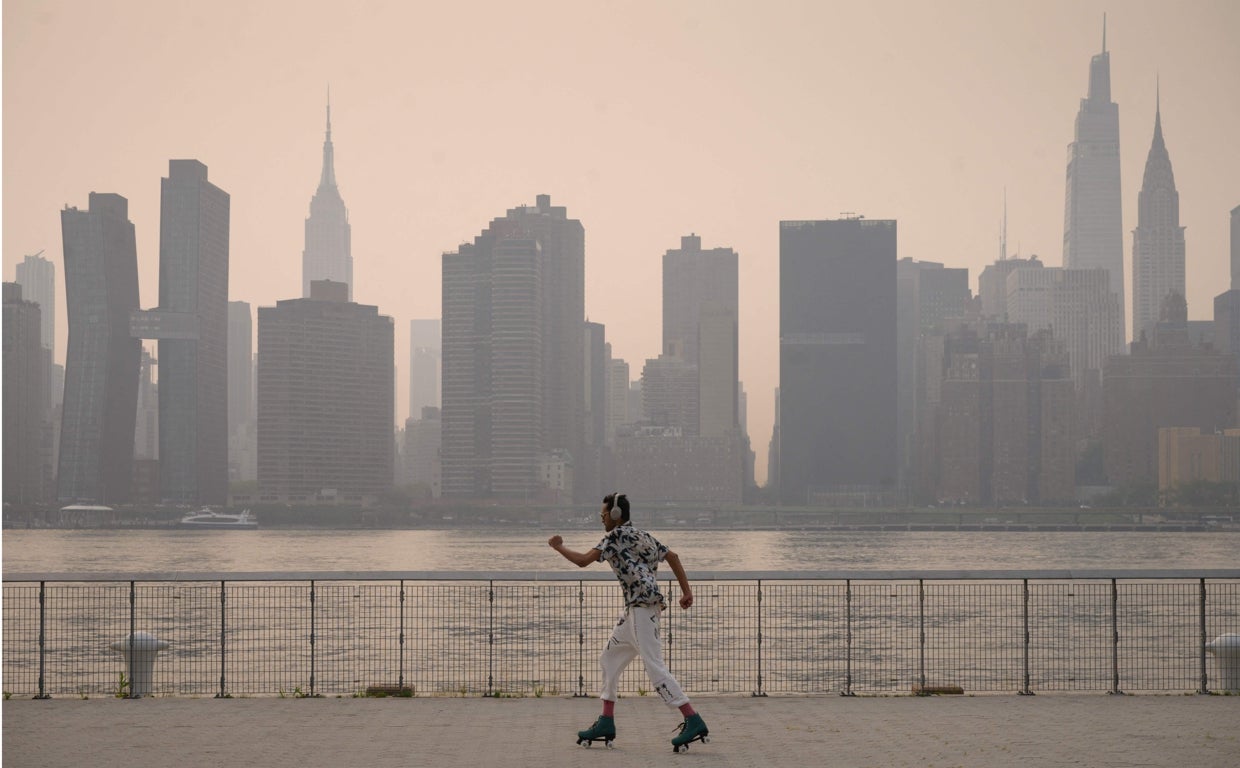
302 88 353 300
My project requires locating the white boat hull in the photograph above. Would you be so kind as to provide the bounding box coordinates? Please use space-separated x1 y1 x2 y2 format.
178 509 258 529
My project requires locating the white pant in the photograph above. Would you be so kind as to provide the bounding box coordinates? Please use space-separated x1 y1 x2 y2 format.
599 604 688 708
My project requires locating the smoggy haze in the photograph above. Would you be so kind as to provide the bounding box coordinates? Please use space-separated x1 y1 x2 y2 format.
4 0 1239 485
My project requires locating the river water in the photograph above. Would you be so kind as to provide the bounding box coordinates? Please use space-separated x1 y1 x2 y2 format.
3 527 1238 574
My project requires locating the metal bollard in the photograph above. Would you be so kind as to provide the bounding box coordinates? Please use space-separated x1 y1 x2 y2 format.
108 632 170 697
1206 634 1240 692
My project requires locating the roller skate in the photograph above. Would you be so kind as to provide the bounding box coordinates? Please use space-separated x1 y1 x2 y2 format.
672 713 709 753
576 715 616 749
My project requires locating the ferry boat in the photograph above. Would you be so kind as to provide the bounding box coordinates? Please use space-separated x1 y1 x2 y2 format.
178 507 259 529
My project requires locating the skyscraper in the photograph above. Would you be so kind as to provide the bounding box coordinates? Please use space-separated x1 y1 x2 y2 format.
3 283 50 503
897 258 972 491
228 302 253 437
977 256 1041 321
697 304 738 438
662 234 739 366
1214 206 1240 414
302 97 352 300
507 196 585 490
580 320 607 500
779 218 898 506
156 160 230 504
1132 89 1186 342
488 236 542 496
608 233 747 502
408 318 441 417
584 322 607 448
257 282 394 501
661 233 740 438
14 252 57 482
440 195 584 500
604 353 631 448
1005 266 1123 387
1064 19 1125 342
228 301 255 482
441 232 493 498
134 348 158 460
1232 205 1239 291
58 193 140 503
767 388 780 496
404 407 442 497
15 252 55 361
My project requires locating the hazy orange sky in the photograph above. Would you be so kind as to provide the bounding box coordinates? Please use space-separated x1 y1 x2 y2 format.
4 0 1239 486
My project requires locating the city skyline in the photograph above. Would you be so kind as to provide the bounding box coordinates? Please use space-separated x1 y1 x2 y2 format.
5 1 1240 486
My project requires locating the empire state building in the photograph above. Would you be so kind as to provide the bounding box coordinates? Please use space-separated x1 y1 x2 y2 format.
302 97 352 299
1063 20 1125 344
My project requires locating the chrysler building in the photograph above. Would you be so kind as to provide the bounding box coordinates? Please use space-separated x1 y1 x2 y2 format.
1132 84 1186 342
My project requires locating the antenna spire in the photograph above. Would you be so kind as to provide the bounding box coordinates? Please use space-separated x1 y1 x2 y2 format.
1102 13 1107 53
319 86 337 190
1152 74 1165 144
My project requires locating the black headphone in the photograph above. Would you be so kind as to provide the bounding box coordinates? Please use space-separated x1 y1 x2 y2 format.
609 492 625 521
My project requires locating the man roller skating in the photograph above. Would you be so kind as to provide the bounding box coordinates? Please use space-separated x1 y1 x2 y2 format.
548 492 710 753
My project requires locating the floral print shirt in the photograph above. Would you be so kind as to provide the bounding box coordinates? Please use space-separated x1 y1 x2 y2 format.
595 524 669 609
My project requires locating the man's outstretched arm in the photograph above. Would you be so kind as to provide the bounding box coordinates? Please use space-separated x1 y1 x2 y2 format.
548 535 600 568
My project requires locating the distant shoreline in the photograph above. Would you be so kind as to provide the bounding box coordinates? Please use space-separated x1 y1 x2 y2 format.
6 502 1235 533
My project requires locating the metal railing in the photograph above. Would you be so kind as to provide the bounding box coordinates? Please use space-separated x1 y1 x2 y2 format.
3 570 1238 698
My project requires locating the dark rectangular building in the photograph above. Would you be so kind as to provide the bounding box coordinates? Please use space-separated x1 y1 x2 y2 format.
778 218 897 505
257 284 394 502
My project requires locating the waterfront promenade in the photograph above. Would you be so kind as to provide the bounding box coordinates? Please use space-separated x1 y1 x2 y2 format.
4 694 1237 767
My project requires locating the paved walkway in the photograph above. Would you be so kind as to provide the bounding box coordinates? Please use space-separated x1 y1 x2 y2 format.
4 694 1238 767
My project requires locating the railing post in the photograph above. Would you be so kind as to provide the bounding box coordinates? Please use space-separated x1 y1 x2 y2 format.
1019 578 1033 695
917 579 926 695
309 580 316 697
127 580 137 698
753 580 766 696
576 580 586 697
216 580 226 698
35 581 49 699
842 579 854 696
1108 578 1124 695
1198 578 1208 695
398 580 406 692
487 580 494 695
